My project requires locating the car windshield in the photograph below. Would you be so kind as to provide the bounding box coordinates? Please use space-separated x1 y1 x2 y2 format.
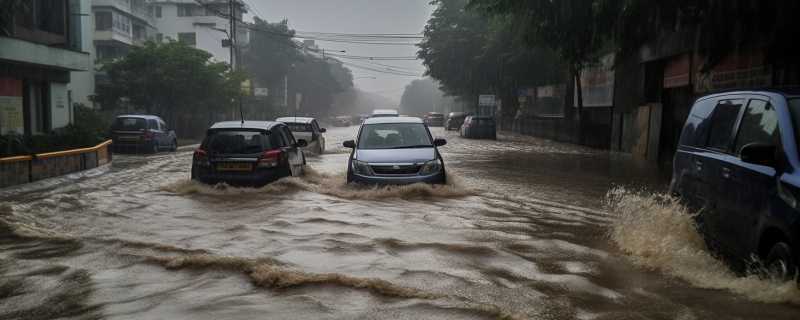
202 130 271 154
112 117 147 130
286 123 312 132
358 123 432 149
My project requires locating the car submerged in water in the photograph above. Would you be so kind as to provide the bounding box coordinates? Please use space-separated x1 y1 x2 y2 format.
276 117 326 154
111 115 177 153
343 117 447 185
191 121 307 187
670 89 800 282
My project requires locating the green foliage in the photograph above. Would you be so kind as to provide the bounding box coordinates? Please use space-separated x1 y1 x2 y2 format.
95 41 241 134
400 78 444 116
0 105 110 157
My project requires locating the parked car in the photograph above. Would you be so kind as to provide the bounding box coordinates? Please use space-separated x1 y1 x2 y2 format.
343 116 447 185
191 121 307 186
276 117 326 154
424 112 445 126
371 109 399 118
670 89 800 281
445 112 468 130
460 116 496 139
111 115 177 153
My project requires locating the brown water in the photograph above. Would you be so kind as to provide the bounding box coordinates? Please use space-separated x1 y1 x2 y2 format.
1 127 798 320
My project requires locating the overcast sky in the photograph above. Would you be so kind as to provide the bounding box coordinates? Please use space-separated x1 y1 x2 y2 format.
244 0 434 104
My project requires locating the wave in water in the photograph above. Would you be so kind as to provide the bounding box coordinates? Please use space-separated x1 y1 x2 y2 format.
606 187 800 304
143 253 439 299
162 167 473 200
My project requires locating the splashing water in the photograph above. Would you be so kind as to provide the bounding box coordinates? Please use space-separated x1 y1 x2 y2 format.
162 167 474 200
606 187 800 304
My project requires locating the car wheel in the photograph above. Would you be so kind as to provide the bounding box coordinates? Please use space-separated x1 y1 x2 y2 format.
170 139 177 151
765 242 797 281
151 142 159 154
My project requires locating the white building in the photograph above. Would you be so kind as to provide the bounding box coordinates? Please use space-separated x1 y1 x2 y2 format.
149 0 248 65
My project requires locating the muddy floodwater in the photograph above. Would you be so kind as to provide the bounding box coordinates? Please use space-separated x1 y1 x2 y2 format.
1 126 799 319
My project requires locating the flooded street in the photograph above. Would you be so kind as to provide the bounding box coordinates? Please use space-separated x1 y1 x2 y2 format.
1 126 799 320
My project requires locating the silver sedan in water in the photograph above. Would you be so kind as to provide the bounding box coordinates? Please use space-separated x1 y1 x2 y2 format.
343 117 447 184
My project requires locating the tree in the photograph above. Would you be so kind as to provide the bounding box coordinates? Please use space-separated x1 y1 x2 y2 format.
400 78 444 116
96 41 243 136
468 0 619 120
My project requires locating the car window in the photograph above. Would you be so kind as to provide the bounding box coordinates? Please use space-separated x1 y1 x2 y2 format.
788 99 800 154
358 123 432 149
148 119 159 130
286 123 312 132
160 120 168 131
112 117 147 130
706 99 744 152
734 100 778 154
203 130 271 154
280 126 296 145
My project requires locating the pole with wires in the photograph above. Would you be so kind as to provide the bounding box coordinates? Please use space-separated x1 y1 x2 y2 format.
229 0 244 123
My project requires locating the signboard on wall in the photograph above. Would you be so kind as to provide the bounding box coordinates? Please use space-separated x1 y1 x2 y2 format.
663 54 691 88
50 83 70 129
535 84 565 117
0 78 24 135
575 53 615 107
695 50 772 93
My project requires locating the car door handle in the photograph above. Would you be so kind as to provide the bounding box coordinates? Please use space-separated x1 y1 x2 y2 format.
721 167 732 179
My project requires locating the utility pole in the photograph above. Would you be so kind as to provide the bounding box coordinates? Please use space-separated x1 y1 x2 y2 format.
229 0 243 123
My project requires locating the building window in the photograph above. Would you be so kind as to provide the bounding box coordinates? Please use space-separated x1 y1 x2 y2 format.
95 12 112 31
36 0 65 35
155 6 162 18
178 32 196 46
112 12 131 35
177 4 194 17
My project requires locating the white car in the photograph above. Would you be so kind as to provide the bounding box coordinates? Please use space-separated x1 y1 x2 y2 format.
275 117 326 154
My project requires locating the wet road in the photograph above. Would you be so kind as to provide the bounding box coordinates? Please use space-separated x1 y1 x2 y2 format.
1 126 799 319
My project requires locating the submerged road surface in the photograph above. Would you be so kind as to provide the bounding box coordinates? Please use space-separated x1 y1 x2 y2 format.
1 126 799 319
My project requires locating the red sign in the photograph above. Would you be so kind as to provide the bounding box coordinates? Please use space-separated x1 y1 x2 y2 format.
0 77 22 97
663 54 690 88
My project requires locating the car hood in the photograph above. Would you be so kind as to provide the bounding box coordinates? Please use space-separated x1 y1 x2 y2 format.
355 148 435 164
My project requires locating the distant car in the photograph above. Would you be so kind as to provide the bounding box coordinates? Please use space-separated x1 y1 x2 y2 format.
371 109 399 118
191 121 307 186
276 117 327 154
424 112 445 127
333 116 351 127
670 89 800 282
460 116 496 139
445 112 468 130
111 114 177 153
343 116 447 185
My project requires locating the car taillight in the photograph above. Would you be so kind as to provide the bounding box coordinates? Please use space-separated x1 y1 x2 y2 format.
258 149 282 168
194 148 210 166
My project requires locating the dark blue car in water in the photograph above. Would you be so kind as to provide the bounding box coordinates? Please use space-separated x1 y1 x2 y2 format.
671 89 800 282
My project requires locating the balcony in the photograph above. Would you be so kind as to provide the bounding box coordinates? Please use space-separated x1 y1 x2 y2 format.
0 36 90 71
94 30 133 46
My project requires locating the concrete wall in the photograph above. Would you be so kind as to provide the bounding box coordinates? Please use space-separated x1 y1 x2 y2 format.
68 0 97 108
0 140 112 188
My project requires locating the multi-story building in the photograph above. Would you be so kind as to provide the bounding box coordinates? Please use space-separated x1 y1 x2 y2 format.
150 0 248 65
0 0 92 136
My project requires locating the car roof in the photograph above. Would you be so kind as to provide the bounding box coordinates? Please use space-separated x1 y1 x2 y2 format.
363 116 423 125
209 121 281 131
275 117 315 124
698 87 800 100
372 109 398 114
117 114 162 120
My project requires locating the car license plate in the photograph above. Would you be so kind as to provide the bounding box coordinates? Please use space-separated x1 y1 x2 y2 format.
217 163 252 171
119 135 139 141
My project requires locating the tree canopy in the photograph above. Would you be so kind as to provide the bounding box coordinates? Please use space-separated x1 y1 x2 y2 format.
400 78 445 116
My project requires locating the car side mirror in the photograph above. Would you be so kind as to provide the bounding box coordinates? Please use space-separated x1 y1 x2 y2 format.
296 139 308 148
343 140 356 148
433 138 447 147
740 143 777 167
319 128 327 133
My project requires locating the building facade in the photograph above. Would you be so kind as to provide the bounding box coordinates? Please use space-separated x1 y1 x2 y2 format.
150 0 248 65
1 0 92 136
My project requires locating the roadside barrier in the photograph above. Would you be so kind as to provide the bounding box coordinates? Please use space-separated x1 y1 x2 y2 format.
0 140 112 188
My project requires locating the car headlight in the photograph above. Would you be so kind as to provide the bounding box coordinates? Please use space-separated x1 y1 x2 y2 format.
352 159 373 176
419 159 442 175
